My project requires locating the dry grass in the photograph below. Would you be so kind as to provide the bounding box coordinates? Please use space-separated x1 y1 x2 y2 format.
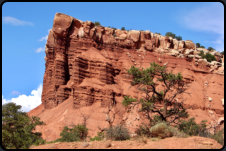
135 135 148 144
151 137 161 141
150 122 173 139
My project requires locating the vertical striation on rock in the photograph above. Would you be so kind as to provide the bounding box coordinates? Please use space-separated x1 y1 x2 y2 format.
42 12 224 109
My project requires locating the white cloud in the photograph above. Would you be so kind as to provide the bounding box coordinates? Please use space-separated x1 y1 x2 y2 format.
181 4 223 35
39 35 48 41
10 91 20 95
39 29 51 41
35 47 44 53
179 3 224 52
2 84 43 113
2 16 34 26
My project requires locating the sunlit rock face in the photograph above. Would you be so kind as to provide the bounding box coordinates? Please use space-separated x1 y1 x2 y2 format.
28 13 224 142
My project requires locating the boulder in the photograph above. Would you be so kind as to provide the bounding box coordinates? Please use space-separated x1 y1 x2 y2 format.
178 41 185 49
115 29 127 37
173 39 179 50
93 25 105 42
170 49 179 56
83 21 94 34
178 54 184 58
196 48 209 55
119 33 127 40
104 27 114 35
198 59 208 66
102 35 116 45
124 39 133 48
184 40 196 49
221 99 224 106
144 40 153 51
187 55 194 58
140 31 145 42
208 97 212 102
68 18 84 38
184 49 194 55
127 30 140 42
52 13 73 37
218 117 224 125
194 55 201 59
143 30 151 39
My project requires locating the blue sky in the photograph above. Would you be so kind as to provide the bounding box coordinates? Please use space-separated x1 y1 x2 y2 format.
2 2 224 112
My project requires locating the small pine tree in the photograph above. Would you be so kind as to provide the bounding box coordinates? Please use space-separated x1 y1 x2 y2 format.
196 43 201 48
165 32 176 38
94 21 100 26
175 36 182 40
207 47 214 51
121 27 125 30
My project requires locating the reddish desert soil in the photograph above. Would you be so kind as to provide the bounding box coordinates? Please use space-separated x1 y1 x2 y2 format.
30 136 223 149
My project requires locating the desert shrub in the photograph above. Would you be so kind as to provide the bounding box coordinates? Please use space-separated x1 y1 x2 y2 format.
94 21 100 26
209 129 224 146
121 27 125 30
198 51 216 62
178 117 207 136
113 33 117 37
56 124 88 142
90 132 105 141
205 52 216 62
198 50 205 58
221 51 224 55
178 118 224 146
149 122 173 139
135 123 152 137
155 32 161 35
111 27 117 30
200 46 205 48
33 138 46 146
105 125 130 141
167 127 188 138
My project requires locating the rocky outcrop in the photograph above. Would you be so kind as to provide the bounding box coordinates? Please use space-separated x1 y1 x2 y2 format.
29 13 224 142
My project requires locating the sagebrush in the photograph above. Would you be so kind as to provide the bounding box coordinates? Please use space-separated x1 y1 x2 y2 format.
105 125 130 141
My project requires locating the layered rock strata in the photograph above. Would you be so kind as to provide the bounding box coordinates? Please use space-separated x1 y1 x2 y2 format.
30 13 224 141
42 13 224 110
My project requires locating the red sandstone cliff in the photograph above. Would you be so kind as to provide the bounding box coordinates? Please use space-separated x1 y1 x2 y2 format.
28 13 224 142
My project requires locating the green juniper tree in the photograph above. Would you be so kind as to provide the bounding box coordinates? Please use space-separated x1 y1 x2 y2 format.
121 27 125 30
2 102 45 149
122 62 190 124
94 21 101 26
207 47 214 51
165 32 176 38
196 43 201 48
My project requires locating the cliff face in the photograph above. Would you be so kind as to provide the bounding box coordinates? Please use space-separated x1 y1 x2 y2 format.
29 13 224 142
